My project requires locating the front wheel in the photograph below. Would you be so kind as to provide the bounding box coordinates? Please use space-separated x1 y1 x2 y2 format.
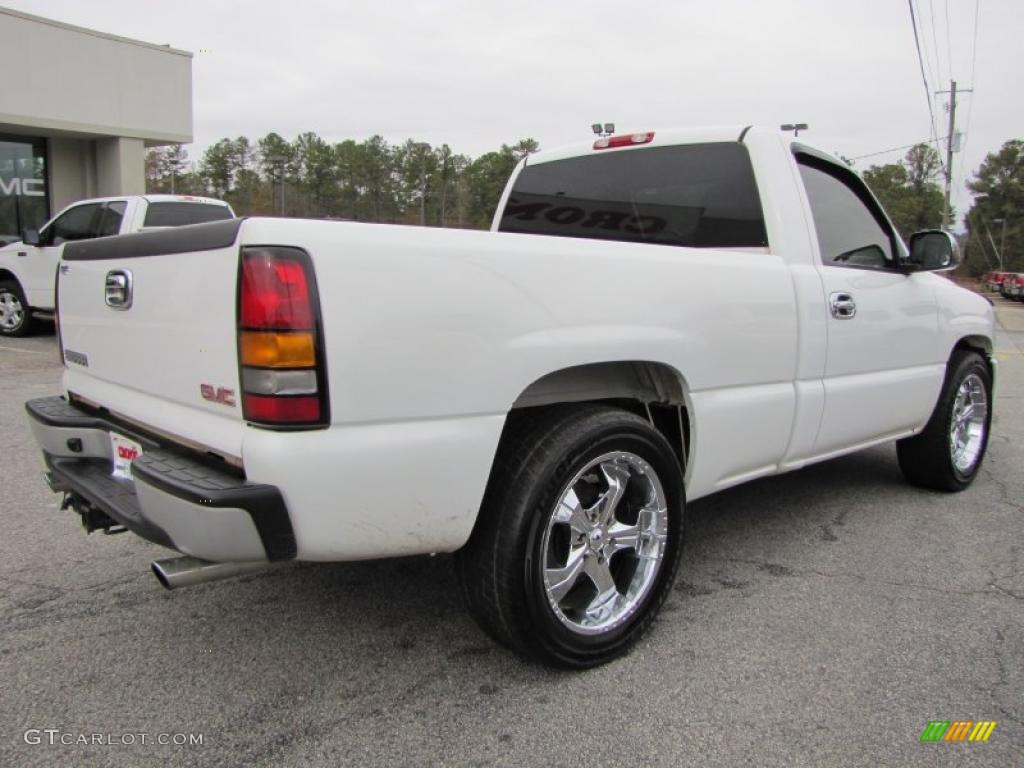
456 405 684 668
897 350 992 491
0 280 35 337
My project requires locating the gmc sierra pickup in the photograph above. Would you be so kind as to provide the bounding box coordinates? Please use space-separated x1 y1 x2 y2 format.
26 126 995 667
0 194 233 336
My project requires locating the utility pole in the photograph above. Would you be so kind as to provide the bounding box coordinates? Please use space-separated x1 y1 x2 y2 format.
439 147 451 226
942 80 957 230
420 153 427 227
936 79 972 230
277 163 286 216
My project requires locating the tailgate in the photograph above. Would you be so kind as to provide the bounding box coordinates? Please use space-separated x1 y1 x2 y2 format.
58 220 246 459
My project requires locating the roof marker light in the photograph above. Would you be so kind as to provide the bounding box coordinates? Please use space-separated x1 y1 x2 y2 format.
593 132 655 150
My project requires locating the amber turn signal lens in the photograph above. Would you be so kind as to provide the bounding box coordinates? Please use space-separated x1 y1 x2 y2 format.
240 331 316 368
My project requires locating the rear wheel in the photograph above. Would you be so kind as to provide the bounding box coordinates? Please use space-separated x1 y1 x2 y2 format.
0 280 35 337
897 350 992 491
456 405 684 668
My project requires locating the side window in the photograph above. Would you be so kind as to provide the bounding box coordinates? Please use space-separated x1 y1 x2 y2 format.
41 203 102 246
797 157 896 269
96 201 127 237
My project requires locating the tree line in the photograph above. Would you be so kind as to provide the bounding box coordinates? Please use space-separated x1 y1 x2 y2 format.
860 138 1023 274
146 134 538 230
147 132 1022 273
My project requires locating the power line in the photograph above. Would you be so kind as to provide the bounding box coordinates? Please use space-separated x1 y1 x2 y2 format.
916 1 940 103
908 1 942 161
925 0 947 162
944 0 953 83
851 137 950 162
928 0 945 88
956 0 981 199
915 1 936 93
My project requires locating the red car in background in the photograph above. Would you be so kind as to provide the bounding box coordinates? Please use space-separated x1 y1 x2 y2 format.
987 271 1007 291
1001 272 1024 301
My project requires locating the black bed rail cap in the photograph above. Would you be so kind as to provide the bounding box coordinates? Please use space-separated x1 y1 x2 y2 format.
63 218 245 261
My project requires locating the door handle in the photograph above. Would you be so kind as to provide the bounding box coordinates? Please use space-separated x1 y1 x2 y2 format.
829 292 856 319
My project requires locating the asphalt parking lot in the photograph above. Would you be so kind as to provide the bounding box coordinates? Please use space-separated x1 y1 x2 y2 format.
1 298 1021 768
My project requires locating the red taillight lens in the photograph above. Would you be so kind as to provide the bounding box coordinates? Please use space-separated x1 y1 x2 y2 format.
237 247 328 428
593 132 655 150
243 394 321 423
240 256 313 329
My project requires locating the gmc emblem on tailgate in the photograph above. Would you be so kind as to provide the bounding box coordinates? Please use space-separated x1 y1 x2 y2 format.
200 384 236 407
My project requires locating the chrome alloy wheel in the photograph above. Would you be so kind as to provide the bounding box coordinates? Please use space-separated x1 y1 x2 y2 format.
0 289 25 332
949 373 988 474
540 451 669 636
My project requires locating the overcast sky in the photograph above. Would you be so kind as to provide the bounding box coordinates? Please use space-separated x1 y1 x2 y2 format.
9 0 1021 226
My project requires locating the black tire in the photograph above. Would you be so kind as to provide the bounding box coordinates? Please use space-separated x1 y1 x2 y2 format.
0 280 35 337
897 350 992 492
456 404 685 668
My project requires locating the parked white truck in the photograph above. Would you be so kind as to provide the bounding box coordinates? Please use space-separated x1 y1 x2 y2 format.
26 127 995 667
0 194 234 336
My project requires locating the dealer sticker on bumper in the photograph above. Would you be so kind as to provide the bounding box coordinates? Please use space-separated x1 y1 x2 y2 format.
110 433 143 480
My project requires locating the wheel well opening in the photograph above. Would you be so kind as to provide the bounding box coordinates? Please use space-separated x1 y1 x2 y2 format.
953 336 994 376
954 335 992 357
509 361 691 472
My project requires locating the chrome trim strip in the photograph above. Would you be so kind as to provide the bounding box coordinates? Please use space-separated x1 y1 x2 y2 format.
69 392 243 469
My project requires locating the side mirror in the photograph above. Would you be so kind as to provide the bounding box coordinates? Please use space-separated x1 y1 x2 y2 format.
907 230 959 272
21 228 40 247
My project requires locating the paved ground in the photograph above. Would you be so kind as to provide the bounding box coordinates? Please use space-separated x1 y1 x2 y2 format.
1 300 1021 768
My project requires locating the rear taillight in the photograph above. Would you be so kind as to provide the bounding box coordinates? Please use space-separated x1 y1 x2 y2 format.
593 132 655 150
237 247 328 428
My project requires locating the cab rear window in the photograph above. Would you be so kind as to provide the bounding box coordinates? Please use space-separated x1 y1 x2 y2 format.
143 202 232 227
498 142 767 249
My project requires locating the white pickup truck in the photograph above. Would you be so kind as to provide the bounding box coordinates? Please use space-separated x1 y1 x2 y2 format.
26 126 995 667
0 194 234 336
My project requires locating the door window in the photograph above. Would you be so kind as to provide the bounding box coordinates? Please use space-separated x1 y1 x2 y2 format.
40 203 103 246
96 201 127 237
797 155 897 269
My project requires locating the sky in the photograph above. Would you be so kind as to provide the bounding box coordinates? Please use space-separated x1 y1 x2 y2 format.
8 0 1021 227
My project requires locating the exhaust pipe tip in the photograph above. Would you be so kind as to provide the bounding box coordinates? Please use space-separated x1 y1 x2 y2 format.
151 556 270 591
151 560 174 590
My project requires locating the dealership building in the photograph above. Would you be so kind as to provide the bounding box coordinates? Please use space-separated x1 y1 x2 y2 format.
0 7 192 242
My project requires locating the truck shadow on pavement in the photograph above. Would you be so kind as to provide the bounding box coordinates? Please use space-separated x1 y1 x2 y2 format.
165 442 911 670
